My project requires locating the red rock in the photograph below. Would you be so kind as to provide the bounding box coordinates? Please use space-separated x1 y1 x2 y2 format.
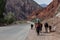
28 0 60 21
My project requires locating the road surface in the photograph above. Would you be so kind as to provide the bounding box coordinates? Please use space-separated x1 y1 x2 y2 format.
26 25 60 40
26 16 60 40
0 24 31 40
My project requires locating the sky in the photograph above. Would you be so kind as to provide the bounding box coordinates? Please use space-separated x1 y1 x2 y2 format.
34 0 53 5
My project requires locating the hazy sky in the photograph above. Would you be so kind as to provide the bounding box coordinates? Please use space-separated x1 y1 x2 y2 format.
34 0 53 5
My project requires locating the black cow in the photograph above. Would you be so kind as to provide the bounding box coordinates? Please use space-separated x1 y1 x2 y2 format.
44 23 49 33
31 24 33 29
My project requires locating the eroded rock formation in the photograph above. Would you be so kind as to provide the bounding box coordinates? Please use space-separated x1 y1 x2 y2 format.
28 0 60 21
5 0 42 20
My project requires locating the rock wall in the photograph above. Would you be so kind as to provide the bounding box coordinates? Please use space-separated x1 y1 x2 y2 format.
38 0 59 20
5 0 42 20
28 0 60 21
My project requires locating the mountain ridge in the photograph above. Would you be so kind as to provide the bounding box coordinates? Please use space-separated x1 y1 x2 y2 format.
27 0 60 21
40 4 47 8
5 0 43 20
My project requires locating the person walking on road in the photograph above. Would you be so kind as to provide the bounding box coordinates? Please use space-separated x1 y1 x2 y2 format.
36 20 42 35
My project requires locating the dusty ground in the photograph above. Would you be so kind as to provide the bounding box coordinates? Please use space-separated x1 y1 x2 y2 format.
26 17 60 40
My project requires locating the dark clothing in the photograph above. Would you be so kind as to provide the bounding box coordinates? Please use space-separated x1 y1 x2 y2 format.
36 27 40 35
36 23 42 35
44 23 49 32
40 23 42 31
37 23 42 31
44 23 49 28
31 24 33 29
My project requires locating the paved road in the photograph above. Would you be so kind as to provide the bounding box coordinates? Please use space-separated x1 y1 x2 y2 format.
0 24 31 40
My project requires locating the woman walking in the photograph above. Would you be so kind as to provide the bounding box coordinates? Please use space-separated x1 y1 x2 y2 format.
36 21 42 35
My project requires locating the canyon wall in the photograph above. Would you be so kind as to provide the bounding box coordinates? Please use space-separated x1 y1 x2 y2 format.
5 0 42 20
28 0 60 21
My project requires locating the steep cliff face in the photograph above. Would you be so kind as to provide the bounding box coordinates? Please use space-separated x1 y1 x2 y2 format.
5 0 42 20
28 0 60 21
56 4 60 17
37 0 60 20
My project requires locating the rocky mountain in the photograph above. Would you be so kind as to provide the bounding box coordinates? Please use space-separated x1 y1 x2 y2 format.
5 0 43 20
37 0 60 20
28 0 60 21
